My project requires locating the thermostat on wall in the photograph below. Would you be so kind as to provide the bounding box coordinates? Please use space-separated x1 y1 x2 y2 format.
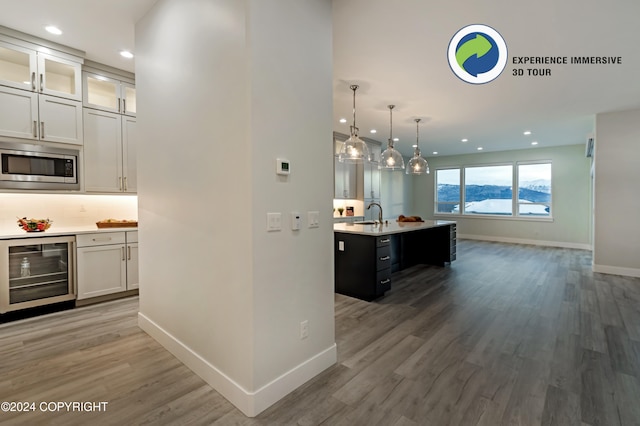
276 158 290 175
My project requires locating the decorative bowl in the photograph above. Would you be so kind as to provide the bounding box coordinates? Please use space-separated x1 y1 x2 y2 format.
17 217 52 232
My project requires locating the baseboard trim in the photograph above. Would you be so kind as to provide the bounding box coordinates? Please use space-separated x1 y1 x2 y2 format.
592 264 640 278
138 312 336 417
458 233 592 250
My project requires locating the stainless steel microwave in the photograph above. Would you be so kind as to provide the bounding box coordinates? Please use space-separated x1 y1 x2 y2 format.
0 142 80 190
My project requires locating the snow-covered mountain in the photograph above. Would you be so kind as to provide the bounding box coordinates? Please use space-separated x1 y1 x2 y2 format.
520 179 550 194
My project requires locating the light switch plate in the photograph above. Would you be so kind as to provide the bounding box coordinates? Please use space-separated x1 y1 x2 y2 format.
308 211 319 228
267 212 281 231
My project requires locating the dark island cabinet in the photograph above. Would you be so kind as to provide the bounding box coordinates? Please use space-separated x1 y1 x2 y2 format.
334 233 392 301
334 223 456 301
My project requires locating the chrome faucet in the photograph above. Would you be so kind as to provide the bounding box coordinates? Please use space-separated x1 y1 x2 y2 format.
366 202 383 223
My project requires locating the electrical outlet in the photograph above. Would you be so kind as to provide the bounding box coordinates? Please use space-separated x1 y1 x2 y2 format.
300 320 309 339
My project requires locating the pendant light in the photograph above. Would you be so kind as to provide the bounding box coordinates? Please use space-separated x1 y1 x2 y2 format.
379 105 405 170
406 118 429 175
338 85 370 163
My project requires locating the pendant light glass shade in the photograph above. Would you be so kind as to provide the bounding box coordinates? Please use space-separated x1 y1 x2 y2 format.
379 105 405 170
406 118 429 175
338 85 370 163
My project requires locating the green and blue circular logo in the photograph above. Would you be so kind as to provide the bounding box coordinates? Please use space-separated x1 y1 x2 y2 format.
448 24 507 84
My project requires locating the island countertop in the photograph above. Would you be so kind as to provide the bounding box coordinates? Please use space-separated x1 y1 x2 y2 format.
333 220 455 236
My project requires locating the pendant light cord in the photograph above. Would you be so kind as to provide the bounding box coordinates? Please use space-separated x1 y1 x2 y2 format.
388 105 395 148
350 85 359 136
415 118 421 155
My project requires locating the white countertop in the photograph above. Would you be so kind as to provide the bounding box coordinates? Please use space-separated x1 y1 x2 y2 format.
0 225 137 240
333 220 455 236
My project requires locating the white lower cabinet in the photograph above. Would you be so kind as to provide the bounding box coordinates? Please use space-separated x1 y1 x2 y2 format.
76 231 138 300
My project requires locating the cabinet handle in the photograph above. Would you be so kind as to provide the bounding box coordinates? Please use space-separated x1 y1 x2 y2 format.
379 255 390 261
39 73 43 92
91 237 112 242
122 247 125 261
123 99 126 113
127 246 131 260
119 177 123 191
31 72 36 91
118 98 121 113
380 279 391 285
379 238 390 243
40 122 44 139
123 176 127 191
33 121 38 138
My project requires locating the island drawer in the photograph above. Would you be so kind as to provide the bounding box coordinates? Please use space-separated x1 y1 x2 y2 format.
376 245 391 270
376 269 391 294
376 236 391 247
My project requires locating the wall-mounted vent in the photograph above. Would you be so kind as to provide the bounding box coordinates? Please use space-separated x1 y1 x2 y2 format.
585 134 595 157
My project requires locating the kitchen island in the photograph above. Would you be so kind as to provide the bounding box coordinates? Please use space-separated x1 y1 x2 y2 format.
334 220 456 301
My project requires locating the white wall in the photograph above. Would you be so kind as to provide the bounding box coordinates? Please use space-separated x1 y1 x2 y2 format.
135 0 335 417
411 144 592 249
594 108 640 277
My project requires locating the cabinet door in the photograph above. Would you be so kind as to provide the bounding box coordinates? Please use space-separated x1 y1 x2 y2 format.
344 162 357 198
334 156 345 198
122 82 136 116
126 242 139 290
76 244 126 300
83 72 121 113
370 162 381 199
38 95 83 145
83 109 123 192
0 41 37 91
37 53 81 101
122 116 137 193
0 86 38 140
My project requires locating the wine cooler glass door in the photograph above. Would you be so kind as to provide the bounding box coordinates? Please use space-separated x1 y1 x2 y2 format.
1 235 75 313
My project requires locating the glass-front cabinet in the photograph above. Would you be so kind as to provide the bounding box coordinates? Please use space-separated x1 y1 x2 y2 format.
0 236 76 313
0 40 82 101
83 71 136 116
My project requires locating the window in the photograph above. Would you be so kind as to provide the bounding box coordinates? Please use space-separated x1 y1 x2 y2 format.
435 168 460 213
517 163 551 216
464 165 513 215
434 161 552 218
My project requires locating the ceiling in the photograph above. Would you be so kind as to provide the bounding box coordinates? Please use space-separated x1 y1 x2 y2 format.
1 0 638 157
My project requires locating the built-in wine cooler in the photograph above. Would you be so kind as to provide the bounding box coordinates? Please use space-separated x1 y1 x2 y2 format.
1 236 75 313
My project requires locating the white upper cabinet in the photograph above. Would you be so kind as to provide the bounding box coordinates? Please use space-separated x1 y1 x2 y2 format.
83 71 136 116
0 35 83 144
0 40 81 101
83 109 137 193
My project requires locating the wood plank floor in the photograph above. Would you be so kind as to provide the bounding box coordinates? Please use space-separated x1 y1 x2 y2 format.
1 240 639 425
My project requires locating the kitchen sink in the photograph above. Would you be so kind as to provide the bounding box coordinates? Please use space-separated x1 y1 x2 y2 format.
352 220 377 225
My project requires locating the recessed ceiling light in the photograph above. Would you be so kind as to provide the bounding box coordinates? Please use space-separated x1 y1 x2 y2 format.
339 118 347 123
120 50 134 59
45 26 62 35
432 151 438 155
393 137 399 142
531 141 538 145
412 144 418 148
477 147 483 151
370 129 377 134
461 138 468 142
523 131 532 135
